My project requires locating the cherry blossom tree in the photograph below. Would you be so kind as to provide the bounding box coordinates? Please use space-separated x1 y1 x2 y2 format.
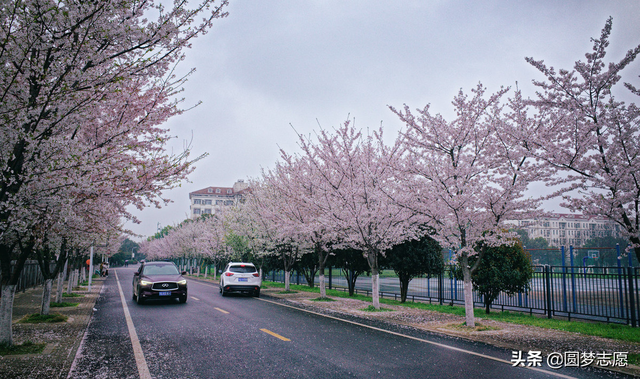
391 84 540 326
0 0 229 346
244 180 305 291
525 17 640 262
296 120 421 309
261 153 337 298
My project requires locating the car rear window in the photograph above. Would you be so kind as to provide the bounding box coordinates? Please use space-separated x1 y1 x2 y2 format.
143 264 180 275
229 265 256 273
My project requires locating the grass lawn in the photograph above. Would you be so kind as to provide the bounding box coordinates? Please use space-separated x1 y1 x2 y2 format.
18 313 68 324
0 341 46 356
262 281 640 344
62 293 83 298
50 302 79 308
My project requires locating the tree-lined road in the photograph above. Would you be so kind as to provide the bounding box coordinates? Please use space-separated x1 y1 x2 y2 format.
67 267 625 379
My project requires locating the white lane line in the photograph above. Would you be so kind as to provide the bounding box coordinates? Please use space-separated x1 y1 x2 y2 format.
115 271 152 379
191 296 200 301
257 298 577 379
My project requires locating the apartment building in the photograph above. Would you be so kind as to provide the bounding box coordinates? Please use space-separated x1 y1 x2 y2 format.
189 180 249 218
514 213 622 247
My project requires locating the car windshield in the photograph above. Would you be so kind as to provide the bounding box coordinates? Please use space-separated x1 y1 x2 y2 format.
229 265 256 273
143 264 180 276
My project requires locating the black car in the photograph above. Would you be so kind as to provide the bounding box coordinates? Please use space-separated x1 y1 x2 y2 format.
132 261 188 304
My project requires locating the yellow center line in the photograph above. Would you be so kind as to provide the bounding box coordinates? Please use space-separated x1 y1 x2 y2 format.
260 328 291 341
214 307 229 314
256 298 577 379
191 296 200 301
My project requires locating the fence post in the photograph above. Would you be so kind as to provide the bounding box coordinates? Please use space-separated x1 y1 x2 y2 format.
438 272 443 305
617 244 625 319
328 266 332 290
570 245 577 313
628 267 637 327
561 246 567 312
544 265 552 319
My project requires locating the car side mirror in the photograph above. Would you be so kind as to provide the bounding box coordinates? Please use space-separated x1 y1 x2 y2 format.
182 271 187 275
133 272 139 276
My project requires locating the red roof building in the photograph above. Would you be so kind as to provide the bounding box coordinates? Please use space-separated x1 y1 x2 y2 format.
189 180 249 218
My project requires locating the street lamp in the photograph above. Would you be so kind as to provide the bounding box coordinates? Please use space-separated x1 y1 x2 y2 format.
88 241 109 292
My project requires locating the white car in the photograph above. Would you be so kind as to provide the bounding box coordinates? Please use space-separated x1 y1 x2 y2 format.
220 262 261 297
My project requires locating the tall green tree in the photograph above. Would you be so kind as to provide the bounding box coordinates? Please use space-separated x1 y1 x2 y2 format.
385 234 444 303
329 248 370 296
467 241 533 314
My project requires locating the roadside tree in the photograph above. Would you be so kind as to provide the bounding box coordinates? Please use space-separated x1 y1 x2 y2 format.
525 17 640 262
466 240 533 314
328 248 370 296
391 85 541 326
385 232 444 303
296 120 420 309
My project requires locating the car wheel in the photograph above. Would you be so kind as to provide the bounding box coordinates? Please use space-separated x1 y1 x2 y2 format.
253 289 260 298
179 295 187 303
136 288 144 304
132 292 137 301
221 286 227 297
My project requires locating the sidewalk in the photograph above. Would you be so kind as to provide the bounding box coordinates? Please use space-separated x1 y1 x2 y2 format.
0 278 104 379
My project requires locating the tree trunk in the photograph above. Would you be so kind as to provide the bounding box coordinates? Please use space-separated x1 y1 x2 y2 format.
204 266 208 279
461 254 475 327
56 261 68 304
485 298 491 314
366 250 381 309
347 270 358 296
400 276 409 303
66 269 74 295
40 279 53 315
284 270 290 291
0 284 16 345
372 268 380 309
319 274 326 298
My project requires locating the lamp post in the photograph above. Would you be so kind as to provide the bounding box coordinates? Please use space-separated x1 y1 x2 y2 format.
88 241 109 292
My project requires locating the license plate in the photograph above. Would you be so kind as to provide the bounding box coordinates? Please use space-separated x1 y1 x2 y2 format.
159 291 171 296
238 278 248 282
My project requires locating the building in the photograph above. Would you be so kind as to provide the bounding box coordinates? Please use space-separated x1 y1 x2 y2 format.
513 213 622 247
189 180 250 218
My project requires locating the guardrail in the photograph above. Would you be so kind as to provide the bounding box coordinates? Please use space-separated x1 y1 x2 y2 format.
267 265 640 326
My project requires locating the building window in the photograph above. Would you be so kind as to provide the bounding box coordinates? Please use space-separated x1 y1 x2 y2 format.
207 188 213 193
215 188 221 193
203 208 212 214
193 208 201 215
216 200 223 205
194 199 201 204
227 189 232 194
224 200 233 206
204 199 212 205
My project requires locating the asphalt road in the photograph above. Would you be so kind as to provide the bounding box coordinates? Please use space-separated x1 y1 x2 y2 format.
67 266 631 379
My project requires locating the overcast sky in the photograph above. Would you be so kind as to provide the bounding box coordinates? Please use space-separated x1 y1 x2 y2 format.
125 0 640 240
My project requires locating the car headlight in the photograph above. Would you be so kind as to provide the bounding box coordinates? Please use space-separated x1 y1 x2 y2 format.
178 279 187 285
140 280 152 286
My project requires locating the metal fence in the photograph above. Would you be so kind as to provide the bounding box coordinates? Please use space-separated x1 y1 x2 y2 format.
267 265 640 326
